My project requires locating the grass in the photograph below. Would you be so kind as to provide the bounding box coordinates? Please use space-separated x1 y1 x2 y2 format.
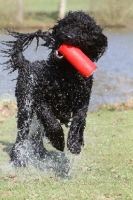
0 100 133 199
0 0 133 31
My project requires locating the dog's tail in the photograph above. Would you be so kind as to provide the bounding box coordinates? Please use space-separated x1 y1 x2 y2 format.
0 30 54 72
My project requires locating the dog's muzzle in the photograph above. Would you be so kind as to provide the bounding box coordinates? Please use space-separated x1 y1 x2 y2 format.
54 50 64 59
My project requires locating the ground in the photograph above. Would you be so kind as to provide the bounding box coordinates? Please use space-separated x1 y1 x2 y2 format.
0 100 133 199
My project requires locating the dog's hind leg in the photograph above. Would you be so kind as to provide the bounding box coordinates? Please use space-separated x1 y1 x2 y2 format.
10 104 50 166
35 102 65 152
9 74 38 167
10 95 34 167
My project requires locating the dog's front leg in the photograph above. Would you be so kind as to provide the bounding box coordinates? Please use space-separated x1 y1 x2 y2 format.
67 105 88 154
35 102 65 152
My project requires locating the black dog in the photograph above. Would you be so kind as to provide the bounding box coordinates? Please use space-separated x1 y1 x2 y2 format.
1 11 107 167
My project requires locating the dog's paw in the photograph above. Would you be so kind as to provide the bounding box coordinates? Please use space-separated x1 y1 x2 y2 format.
10 150 27 167
10 142 29 167
68 141 82 154
10 158 27 168
45 126 65 152
50 136 65 152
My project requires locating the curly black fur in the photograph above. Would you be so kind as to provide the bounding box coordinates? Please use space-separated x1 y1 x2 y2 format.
1 11 107 167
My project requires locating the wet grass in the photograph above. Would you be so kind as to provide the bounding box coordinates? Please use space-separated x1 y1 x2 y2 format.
0 100 133 199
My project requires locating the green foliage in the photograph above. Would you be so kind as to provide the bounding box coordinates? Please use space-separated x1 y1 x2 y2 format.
0 109 133 199
92 0 133 27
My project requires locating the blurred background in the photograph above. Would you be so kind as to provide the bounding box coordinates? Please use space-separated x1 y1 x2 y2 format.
0 0 133 110
0 0 133 31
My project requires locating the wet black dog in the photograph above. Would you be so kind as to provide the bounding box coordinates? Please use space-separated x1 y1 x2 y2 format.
2 11 107 167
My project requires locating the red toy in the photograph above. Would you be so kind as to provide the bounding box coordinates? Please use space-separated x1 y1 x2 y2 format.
58 44 98 77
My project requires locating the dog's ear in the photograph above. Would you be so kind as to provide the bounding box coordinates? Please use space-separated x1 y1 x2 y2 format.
40 31 55 49
17 30 55 49
0 30 55 72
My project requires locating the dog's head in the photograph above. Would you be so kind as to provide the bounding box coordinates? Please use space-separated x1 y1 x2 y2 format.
51 11 107 62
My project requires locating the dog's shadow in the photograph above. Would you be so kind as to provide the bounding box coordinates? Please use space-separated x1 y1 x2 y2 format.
0 140 71 178
0 140 13 154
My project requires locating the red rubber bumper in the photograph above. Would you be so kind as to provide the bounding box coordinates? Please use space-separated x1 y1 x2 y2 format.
58 44 98 77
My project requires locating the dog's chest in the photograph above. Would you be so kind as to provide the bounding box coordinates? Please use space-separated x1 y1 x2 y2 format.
44 73 87 108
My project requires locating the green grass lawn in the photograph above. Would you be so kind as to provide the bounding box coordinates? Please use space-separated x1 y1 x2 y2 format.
0 108 133 200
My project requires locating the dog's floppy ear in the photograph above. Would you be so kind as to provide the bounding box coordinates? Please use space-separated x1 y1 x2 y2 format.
0 30 55 72
1 30 54 50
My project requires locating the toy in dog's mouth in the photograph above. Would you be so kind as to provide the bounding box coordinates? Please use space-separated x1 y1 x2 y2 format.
55 44 98 77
